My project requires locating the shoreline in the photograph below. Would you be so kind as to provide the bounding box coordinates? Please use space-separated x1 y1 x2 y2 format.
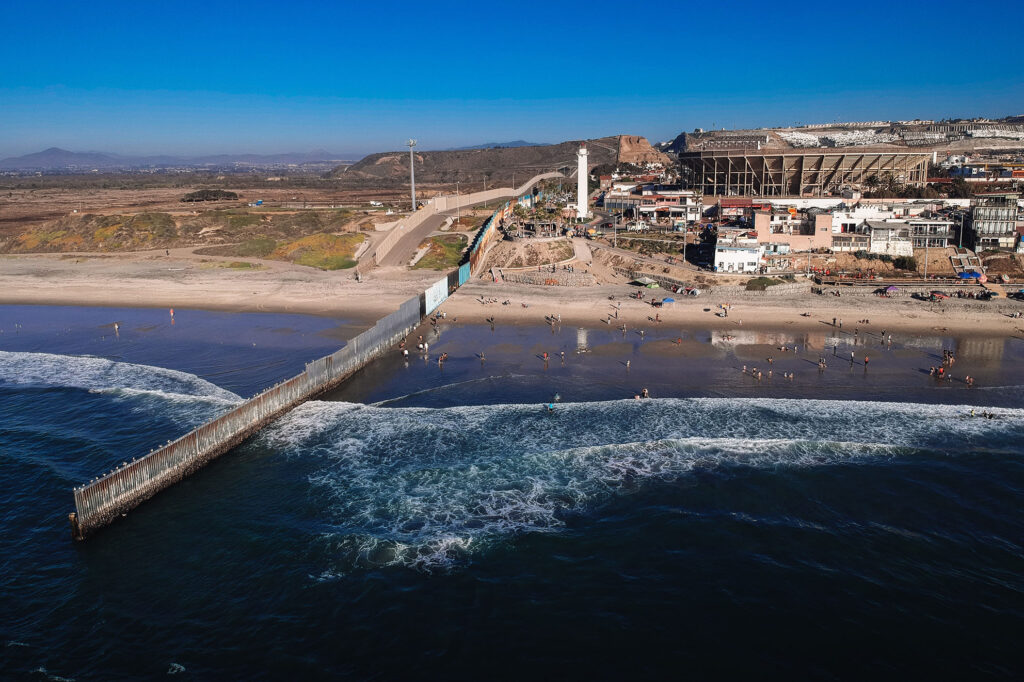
1 252 1022 337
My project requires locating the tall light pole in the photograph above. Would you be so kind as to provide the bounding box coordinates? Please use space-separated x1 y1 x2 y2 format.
407 139 417 211
924 231 929 280
682 220 688 265
456 181 460 222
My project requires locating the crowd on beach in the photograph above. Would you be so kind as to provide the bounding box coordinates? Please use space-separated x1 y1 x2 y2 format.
393 298 1000 398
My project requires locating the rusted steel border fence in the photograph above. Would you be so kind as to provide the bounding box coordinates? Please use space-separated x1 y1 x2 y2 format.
466 190 545 276
69 294 423 539
70 179 557 540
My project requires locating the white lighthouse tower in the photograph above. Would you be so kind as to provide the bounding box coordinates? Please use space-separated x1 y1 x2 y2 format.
576 142 589 220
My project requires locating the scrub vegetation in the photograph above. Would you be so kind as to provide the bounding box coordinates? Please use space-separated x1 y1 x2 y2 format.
413 235 467 270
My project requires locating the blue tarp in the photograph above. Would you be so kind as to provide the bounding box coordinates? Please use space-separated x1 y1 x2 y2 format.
958 271 981 279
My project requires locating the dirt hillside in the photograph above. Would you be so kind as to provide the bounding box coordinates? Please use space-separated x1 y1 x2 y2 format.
332 135 665 187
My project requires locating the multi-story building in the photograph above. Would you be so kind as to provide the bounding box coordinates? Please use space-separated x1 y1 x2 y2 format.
604 185 702 222
714 245 761 273
907 218 956 248
862 221 913 257
717 198 772 224
753 210 833 251
967 193 1020 250
831 232 871 252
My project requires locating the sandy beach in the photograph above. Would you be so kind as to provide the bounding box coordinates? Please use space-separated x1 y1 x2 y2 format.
1 250 1022 338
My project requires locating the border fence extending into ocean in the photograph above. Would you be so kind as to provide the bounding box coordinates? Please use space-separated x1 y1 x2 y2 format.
69 175 552 540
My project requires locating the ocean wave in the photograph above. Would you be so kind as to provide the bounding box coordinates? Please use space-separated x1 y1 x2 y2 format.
89 386 240 406
263 397 1024 571
0 350 239 401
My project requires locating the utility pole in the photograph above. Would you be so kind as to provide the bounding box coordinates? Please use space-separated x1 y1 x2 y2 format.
407 139 417 211
682 221 688 265
456 181 460 222
924 232 929 280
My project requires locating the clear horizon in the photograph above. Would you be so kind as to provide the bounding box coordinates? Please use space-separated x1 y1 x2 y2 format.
1 0 1022 159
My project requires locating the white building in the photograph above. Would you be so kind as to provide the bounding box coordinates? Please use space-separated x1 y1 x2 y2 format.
603 185 702 222
862 220 914 257
715 245 761 273
831 203 935 234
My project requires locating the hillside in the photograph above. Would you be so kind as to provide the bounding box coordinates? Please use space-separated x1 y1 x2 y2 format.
331 135 671 187
0 148 123 170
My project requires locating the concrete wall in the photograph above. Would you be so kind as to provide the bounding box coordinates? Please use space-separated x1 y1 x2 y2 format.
371 172 561 266
501 271 596 287
430 172 559 212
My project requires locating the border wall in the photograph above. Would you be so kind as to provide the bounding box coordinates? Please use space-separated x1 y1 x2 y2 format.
69 173 559 540
71 291 427 539
466 189 548 276
372 172 560 267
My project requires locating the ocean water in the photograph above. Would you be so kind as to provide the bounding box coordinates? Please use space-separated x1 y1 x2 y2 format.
2 306 1023 679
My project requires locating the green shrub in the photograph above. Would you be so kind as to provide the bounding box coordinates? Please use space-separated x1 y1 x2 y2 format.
181 189 238 202
744 277 783 291
128 213 177 239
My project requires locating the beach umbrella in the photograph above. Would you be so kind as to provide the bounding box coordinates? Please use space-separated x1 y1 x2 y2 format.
662 297 675 303
885 285 899 292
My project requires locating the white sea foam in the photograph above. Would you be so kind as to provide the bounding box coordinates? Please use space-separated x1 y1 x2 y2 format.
0 350 239 401
90 386 239 406
263 397 1024 572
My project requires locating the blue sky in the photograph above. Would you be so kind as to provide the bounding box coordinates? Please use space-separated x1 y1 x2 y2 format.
1 0 1021 157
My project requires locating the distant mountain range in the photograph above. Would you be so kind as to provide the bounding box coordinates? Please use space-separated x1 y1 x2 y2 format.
0 147 357 170
446 141 548 150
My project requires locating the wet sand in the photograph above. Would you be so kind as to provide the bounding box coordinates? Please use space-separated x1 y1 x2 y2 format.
329 320 1024 410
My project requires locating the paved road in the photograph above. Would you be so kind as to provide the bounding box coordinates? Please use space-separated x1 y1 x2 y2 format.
378 195 511 268
377 212 451 267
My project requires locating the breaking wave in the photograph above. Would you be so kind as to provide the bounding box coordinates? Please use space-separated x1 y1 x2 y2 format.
262 398 1024 571
0 350 240 402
